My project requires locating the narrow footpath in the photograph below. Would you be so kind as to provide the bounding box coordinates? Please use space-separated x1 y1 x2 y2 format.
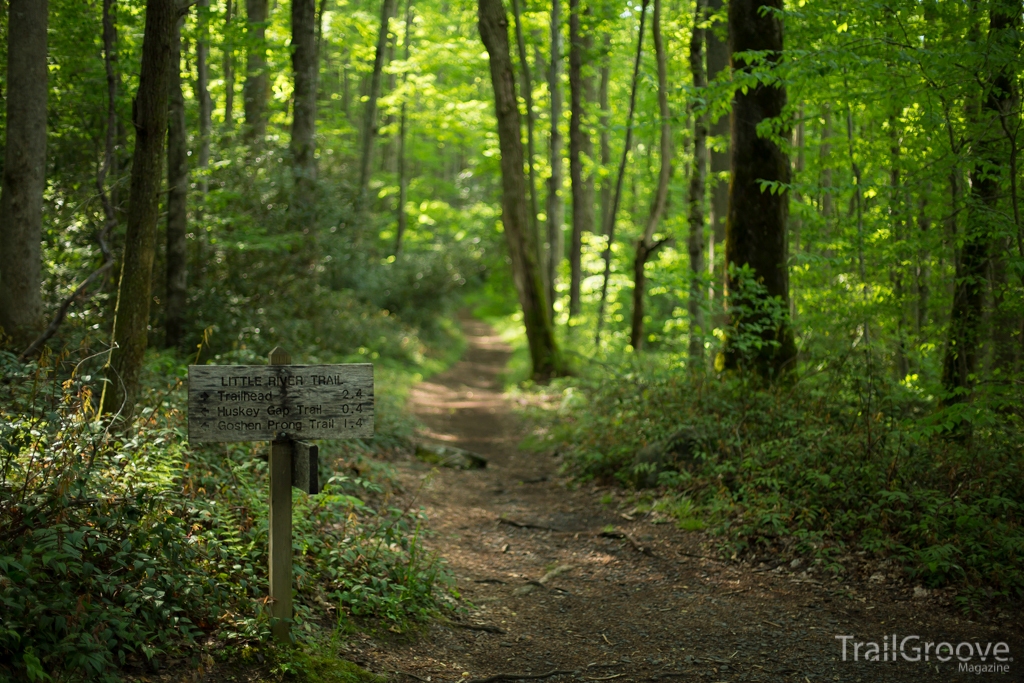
346 318 1021 683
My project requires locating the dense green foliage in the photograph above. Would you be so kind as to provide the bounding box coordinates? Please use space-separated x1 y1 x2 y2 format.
1 0 1023 676
0 348 455 681
531 351 1022 610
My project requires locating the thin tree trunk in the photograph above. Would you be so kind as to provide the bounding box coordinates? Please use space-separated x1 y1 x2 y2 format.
844 103 865 287
789 111 803 320
341 51 352 121
598 33 611 234
915 193 930 333
704 0 728 310
595 0 647 345
243 0 269 141
546 0 564 322
102 0 121 222
291 0 318 225
478 0 564 379
100 0 175 416
101 0 122 316
165 16 188 349
630 0 673 352
355 0 398 214
989 239 1016 373
100 0 119 234
395 0 414 257
0 0 48 348
197 0 211 194
567 0 593 318
224 0 235 128
723 0 796 378
889 114 908 378
942 0 1017 400
683 0 706 364
382 30 400 174
510 0 541 260
820 104 833 221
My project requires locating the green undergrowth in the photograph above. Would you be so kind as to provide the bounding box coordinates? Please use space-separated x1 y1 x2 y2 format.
0 324 464 682
268 648 386 683
519 348 1024 614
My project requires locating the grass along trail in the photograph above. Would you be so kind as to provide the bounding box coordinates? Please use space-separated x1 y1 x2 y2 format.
345 317 1022 683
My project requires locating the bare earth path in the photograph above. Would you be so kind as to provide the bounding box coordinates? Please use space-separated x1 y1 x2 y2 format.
349 318 1022 683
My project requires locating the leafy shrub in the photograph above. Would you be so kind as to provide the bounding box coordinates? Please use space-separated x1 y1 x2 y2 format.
0 349 453 682
534 348 1024 610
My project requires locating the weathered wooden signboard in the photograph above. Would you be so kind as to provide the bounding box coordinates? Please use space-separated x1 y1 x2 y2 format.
186 349 373 643
187 363 373 442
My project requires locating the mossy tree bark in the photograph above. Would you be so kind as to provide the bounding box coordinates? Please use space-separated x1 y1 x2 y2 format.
0 0 48 349
723 0 796 378
100 0 175 416
478 0 565 379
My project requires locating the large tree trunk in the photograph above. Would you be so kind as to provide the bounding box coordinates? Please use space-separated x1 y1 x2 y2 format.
684 0 706 364
291 0 318 223
630 0 673 352
478 0 564 379
595 0 647 345
395 0 414 258
942 0 1017 400
510 0 541 264
545 0 564 321
197 0 212 193
224 0 236 128
567 0 593 318
355 0 398 214
0 0 48 349
243 0 269 141
705 0 729 308
100 0 175 416
723 0 796 378
165 17 188 349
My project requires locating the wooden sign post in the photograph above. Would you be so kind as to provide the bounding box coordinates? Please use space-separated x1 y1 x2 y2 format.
187 347 373 643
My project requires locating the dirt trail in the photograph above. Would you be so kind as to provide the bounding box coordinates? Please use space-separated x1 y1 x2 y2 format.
351 317 1021 683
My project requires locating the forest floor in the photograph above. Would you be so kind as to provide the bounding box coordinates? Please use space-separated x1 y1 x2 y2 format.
339 315 1022 683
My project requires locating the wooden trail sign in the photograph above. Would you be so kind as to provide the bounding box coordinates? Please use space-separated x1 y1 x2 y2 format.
187 363 373 442
187 348 374 643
